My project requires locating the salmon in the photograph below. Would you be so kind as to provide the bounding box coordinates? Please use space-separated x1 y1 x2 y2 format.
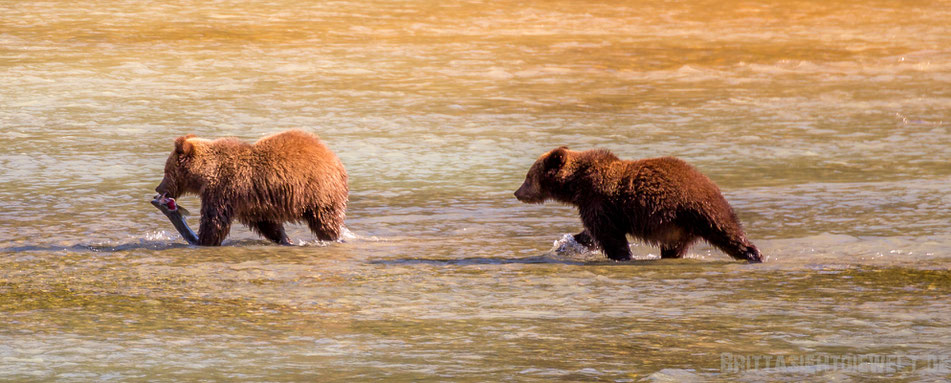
151 195 199 245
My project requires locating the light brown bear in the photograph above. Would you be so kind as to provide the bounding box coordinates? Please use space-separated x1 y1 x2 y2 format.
155 129 348 246
515 147 762 263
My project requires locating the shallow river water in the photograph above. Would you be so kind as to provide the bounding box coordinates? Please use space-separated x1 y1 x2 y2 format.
2 0 950 381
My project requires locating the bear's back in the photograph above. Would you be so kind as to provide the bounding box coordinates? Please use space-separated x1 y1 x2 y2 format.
612 156 724 210
250 130 342 171
254 129 323 155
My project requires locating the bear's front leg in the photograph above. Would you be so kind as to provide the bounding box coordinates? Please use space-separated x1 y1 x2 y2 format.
572 230 596 248
198 201 233 246
582 221 631 261
580 206 632 261
591 230 632 261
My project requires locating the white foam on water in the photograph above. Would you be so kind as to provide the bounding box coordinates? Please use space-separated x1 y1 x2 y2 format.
338 226 361 242
292 226 381 246
143 230 176 242
550 233 590 255
643 368 702 382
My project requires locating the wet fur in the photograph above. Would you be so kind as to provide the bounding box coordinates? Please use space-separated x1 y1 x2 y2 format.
155 129 348 246
515 147 762 262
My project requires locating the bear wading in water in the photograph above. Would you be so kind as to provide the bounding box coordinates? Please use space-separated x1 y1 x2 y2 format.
154 129 348 246
515 147 763 263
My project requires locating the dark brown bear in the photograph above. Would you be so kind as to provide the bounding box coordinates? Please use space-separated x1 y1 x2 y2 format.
515 147 762 263
155 129 348 246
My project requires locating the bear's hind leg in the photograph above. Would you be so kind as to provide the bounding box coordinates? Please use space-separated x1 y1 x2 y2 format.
657 226 695 259
701 226 762 263
660 243 690 259
250 220 291 245
304 205 344 242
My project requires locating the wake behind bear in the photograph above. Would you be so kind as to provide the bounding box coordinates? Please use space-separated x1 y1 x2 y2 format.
515 147 763 263
154 129 348 246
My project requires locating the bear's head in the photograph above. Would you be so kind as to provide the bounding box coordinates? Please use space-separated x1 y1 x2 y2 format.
155 134 207 199
514 146 574 204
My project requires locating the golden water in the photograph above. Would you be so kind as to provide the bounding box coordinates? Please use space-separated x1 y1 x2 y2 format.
1 0 950 381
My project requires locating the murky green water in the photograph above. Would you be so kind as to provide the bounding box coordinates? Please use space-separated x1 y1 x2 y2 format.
2 0 950 381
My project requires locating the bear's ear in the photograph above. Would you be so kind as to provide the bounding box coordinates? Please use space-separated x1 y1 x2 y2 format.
174 134 198 155
544 146 569 171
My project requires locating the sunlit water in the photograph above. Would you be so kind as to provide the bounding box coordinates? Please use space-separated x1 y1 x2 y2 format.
2 0 950 381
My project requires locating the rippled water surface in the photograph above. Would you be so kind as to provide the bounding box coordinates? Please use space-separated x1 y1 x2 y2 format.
2 0 950 381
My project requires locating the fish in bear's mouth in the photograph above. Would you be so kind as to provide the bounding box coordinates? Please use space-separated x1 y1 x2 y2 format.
151 193 198 245
153 193 190 215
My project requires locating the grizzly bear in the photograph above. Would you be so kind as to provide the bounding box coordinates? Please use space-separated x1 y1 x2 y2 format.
154 129 348 246
515 147 763 263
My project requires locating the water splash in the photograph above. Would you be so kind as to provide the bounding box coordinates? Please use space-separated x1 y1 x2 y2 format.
550 233 590 255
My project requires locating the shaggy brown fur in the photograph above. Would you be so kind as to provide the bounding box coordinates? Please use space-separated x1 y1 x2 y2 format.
155 129 348 246
515 147 762 263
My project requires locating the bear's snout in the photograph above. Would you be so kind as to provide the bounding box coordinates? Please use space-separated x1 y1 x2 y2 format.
155 178 176 199
514 183 542 203
514 185 528 201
